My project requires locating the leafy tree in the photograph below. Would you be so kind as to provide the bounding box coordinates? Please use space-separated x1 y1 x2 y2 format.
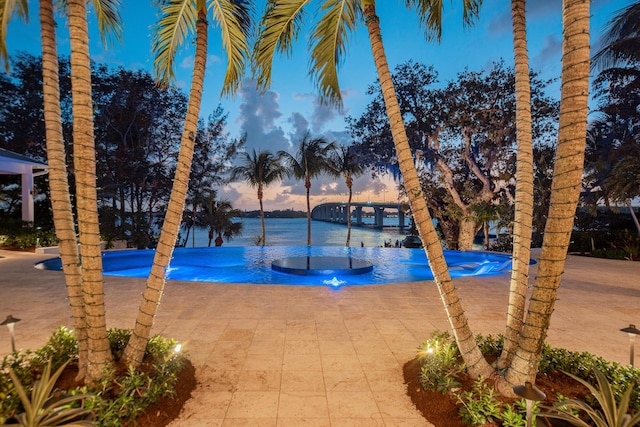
278 131 337 246
123 0 253 367
231 148 287 246
349 60 558 249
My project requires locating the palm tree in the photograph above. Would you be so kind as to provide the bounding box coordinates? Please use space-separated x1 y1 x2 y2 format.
328 145 364 247
278 132 337 246
592 1 640 71
67 0 124 383
231 149 287 246
496 0 535 373
254 0 592 393
123 0 252 367
197 192 243 246
503 0 591 390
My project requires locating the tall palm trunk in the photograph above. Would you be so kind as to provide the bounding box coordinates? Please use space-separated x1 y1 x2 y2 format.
258 184 266 245
362 2 492 378
68 0 112 384
505 0 590 388
498 0 535 370
123 10 208 367
39 0 88 380
305 174 311 246
346 171 352 247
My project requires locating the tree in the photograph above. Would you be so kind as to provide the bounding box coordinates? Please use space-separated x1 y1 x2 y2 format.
254 0 592 395
497 0 535 371
328 144 364 247
592 1 640 72
196 191 243 246
278 131 336 246
348 61 558 250
231 149 287 246
123 0 252 367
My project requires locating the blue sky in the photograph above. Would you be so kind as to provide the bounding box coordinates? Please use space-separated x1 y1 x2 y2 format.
4 0 630 211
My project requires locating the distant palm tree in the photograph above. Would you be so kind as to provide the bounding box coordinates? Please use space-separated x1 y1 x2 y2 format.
328 145 364 247
592 1 640 71
197 192 243 246
231 149 287 246
279 132 337 246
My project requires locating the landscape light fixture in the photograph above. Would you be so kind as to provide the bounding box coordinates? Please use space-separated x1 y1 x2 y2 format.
513 381 546 427
1 315 21 353
620 324 640 367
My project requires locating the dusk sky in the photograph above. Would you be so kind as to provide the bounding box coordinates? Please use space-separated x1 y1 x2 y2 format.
4 0 630 211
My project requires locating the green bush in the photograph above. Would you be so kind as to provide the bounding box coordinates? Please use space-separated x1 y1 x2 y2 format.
0 327 185 426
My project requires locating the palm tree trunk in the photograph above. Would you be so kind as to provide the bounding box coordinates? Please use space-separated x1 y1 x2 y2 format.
362 2 492 378
39 0 88 380
258 185 266 245
346 172 352 247
306 176 311 246
498 0 535 371
505 0 590 389
68 0 112 384
123 9 208 367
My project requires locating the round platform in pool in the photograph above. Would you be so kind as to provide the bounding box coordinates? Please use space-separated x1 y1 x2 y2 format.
271 256 373 276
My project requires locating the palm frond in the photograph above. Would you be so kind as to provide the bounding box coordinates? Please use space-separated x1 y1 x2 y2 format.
406 0 482 43
152 0 198 87
209 0 253 96
90 0 123 47
0 0 29 71
309 0 358 108
253 0 308 92
592 1 640 71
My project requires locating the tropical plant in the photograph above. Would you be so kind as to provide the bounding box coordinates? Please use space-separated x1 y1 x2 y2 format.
254 0 592 396
542 369 640 427
327 145 364 247
231 149 287 246
6 360 95 427
196 191 243 246
122 0 252 367
278 131 337 246
592 1 640 71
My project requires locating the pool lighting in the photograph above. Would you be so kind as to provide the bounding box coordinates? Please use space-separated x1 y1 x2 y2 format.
323 277 346 287
1 315 21 353
620 324 640 367
174 343 182 353
513 381 546 427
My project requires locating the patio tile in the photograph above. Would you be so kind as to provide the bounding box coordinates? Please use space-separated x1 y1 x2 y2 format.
225 391 280 418
277 391 329 418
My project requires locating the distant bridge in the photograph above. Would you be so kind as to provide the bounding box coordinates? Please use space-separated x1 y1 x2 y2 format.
311 202 408 228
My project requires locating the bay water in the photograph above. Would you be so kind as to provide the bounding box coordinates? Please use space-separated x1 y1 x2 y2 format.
184 217 410 248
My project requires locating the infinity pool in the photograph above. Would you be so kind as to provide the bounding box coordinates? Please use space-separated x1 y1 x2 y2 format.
37 246 515 287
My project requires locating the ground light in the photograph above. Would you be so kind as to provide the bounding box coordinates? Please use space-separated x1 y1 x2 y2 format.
1 314 21 353
620 324 640 367
513 381 546 427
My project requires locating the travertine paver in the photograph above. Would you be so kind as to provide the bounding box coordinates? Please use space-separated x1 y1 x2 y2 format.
1 249 639 426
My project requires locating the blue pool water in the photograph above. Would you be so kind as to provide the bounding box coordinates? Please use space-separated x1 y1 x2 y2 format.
37 246 516 287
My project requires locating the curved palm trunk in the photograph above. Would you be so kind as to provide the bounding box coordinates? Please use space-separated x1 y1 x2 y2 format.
346 172 352 247
123 10 208 367
505 0 590 388
39 0 88 380
258 184 266 245
68 0 112 384
498 0 535 372
363 3 492 377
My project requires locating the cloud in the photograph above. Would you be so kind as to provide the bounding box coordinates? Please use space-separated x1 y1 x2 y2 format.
235 80 290 153
287 112 310 145
532 35 562 70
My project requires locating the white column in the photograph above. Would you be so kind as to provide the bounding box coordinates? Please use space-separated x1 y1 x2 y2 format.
21 171 35 223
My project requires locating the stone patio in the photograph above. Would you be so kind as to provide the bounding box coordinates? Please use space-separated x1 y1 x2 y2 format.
1 249 638 426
